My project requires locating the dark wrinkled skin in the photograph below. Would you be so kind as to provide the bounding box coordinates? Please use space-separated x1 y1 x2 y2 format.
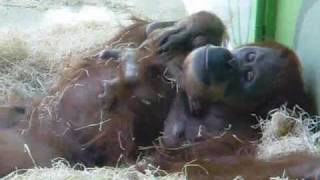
156 11 226 54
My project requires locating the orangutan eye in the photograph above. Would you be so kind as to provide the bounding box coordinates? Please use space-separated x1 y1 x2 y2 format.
246 52 256 62
245 70 255 82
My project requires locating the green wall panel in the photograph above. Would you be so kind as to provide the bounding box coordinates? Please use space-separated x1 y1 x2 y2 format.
274 0 303 47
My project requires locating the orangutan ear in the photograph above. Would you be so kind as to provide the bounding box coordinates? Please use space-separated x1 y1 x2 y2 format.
0 105 26 128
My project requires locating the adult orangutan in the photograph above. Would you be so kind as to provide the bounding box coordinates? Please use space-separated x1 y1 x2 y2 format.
0 10 318 179
0 11 227 176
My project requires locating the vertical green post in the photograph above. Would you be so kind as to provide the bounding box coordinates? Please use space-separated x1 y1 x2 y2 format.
254 0 265 41
264 0 277 40
254 0 277 42
274 0 303 47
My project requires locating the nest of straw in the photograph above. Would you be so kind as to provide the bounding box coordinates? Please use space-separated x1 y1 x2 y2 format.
3 158 186 180
5 104 320 180
257 105 320 160
0 21 120 105
1 3 320 179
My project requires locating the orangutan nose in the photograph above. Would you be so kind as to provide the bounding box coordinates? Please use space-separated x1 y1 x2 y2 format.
190 45 234 86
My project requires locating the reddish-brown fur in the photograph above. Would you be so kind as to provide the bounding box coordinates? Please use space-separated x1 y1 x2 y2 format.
0 11 226 175
0 21 152 175
0 12 318 179
155 134 320 179
157 43 318 179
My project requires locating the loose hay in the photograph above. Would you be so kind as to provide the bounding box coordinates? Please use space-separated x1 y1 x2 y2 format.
2 2 320 179
3 158 186 180
6 107 320 179
257 105 320 160
0 21 121 104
